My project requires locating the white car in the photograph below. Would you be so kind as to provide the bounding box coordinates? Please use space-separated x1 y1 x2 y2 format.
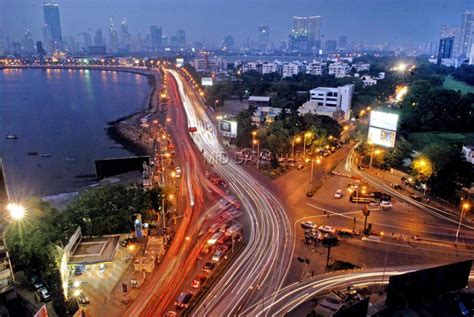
334 189 343 199
318 225 336 234
300 221 318 230
362 235 381 242
175 167 182 178
380 201 392 209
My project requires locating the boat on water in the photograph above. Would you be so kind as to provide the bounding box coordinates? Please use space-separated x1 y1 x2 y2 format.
5 134 18 140
109 144 125 149
40 154 52 158
65 158 76 162
27 152 38 156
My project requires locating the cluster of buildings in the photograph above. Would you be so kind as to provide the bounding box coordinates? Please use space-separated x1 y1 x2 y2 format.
435 10 474 66
249 83 355 124
239 59 373 79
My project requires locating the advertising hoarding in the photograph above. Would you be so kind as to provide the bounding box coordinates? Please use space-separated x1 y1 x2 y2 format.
219 120 237 138
202 77 213 86
368 126 396 148
368 111 399 148
369 111 399 131
176 58 184 67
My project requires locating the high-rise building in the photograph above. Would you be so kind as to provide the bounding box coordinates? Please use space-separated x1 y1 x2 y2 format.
258 25 269 49
82 32 92 48
325 40 337 53
223 35 234 49
94 29 105 47
120 18 131 51
289 16 321 52
437 37 455 65
150 25 162 50
176 29 186 47
43 3 62 50
459 10 474 57
22 29 35 54
109 19 119 53
338 35 347 50
440 25 461 56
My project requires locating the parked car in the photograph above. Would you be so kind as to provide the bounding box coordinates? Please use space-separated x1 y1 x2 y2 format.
337 229 354 238
380 201 393 209
334 189 343 199
175 167 182 178
390 183 402 190
362 235 381 242
31 276 44 290
78 293 90 305
38 287 52 302
174 291 193 308
191 275 207 288
74 265 85 275
98 263 105 274
211 250 225 263
319 225 336 234
300 221 318 230
297 164 304 170
203 262 215 273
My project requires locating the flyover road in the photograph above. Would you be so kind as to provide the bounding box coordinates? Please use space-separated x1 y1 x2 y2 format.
242 265 474 316
345 144 474 241
167 69 294 316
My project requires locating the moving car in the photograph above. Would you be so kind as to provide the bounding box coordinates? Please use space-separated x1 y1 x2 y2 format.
337 229 354 238
380 201 393 209
319 225 336 234
38 287 52 302
191 275 207 288
203 262 215 273
300 221 318 230
410 194 422 201
334 189 343 199
211 250 225 263
297 164 304 170
174 291 193 308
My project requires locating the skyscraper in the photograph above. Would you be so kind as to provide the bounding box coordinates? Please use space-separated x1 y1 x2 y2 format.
289 16 321 52
459 10 473 57
22 29 35 53
437 37 455 65
94 29 105 47
43 3 62 50
440 24 460 56
223 35 234 49
338 35 347 50
258 25 270 49
109 19 119 53
176 29 186 47
150 26 163 50
120 18 131 51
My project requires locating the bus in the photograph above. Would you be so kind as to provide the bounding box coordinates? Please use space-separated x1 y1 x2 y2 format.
350 191 391 203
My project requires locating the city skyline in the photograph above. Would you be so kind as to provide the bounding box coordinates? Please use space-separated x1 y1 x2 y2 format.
1 0 473 47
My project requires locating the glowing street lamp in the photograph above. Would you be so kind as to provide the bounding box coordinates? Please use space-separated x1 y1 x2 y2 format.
309 157 322 192
253 139 260 170
292 136 302 159
456 203 471 243
251 131 257 153
6 203 25 220
303 132 312 158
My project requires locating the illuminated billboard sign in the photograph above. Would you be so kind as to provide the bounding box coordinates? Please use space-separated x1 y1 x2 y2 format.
368 111 399 148
176 58 184 67
202 77 213 86
219 120 237 138
369 111 399 131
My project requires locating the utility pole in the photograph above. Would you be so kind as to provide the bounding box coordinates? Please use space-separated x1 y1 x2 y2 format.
362 204 370 234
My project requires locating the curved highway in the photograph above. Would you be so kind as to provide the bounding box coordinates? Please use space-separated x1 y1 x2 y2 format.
168 69 294 316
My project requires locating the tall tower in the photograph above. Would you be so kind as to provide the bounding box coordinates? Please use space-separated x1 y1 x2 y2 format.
109 19 119 53
258 25 269 49
43 3 62 50
437 37 455 65
120 17 130 50
459 10 474 57
150 26 163 50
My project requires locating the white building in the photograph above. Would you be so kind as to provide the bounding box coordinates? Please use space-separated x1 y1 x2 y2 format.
306 62 325 76
252 106 286 124
360 75 377 86
469 43 474 65
462 145 474 164
352 62 371 72
328 62 351 78
440 57 466 68
242 61 261 73
193 58 218 72
261 62 279 74
282 62 306 78
299 84 354 121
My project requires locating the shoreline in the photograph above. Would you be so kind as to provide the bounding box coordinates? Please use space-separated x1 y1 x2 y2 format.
1 65 159 158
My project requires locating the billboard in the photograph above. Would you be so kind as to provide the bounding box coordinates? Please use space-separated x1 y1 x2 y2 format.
202 77 213 86
219 120 238 138
368 111 399 148
386 260 472 307
176 58 184 67
368 126 396 148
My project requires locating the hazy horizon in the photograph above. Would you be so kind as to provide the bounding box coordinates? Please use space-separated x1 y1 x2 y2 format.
1 0 472 46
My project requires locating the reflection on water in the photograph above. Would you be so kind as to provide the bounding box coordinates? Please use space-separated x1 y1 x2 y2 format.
0 69 150 198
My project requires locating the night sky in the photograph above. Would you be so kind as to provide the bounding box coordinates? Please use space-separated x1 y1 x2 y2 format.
1 0 472 45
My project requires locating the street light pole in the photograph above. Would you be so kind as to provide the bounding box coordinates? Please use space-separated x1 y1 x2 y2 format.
308 158 321 193
456 203 470 243
303 132 312 158
369 143 375 170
